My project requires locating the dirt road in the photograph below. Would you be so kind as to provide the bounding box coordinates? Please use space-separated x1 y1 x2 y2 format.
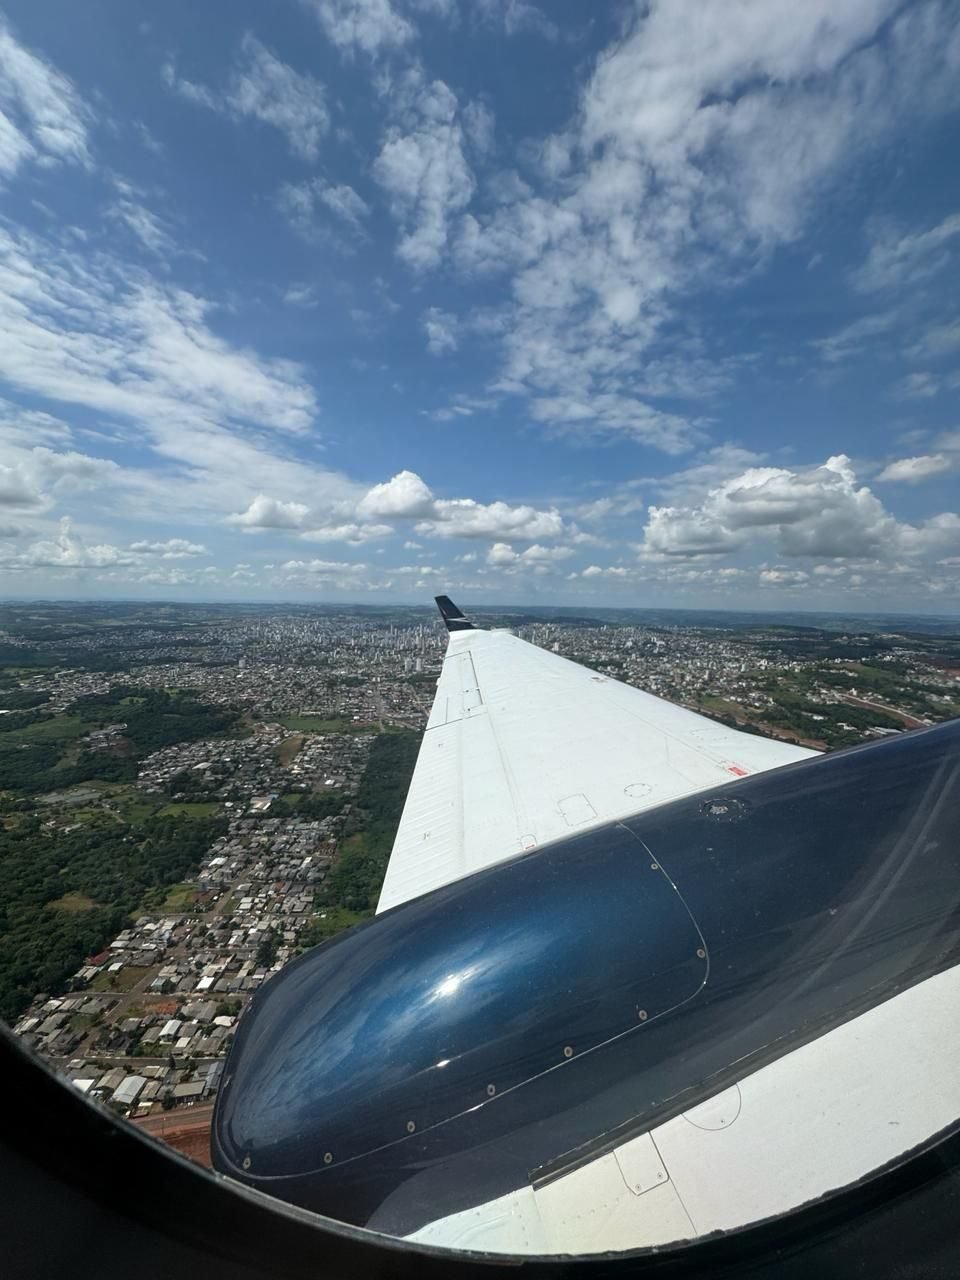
133 1102 214 1168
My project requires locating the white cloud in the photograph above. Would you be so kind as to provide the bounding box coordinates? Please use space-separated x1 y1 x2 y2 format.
108 199 177 258
462 100 495 157
910 320 960 362
0 21 92 176
0 463 43 509
356 469 566 541
528 394 701 454
227 494 311 529
759 568 810 586
166 35 328 161
5 517 132 570
814 310 899 363
0 225 316 436
374 75 475 270
487 541 573 566
129 538 208 558
579 564 630 579
358 470 435 517
877 454 952 483
278 179 370 241
453 0 960 450
423 307 458 354
637 454 960 563
283 283 319 308
299 522 393 544
420 394 497 421
896 370 953 399
317 182 371 229
419 498 564 541
853 213 960 292
304 0 415 56
281 557 363 572
483 0 557 38
0 221 356 531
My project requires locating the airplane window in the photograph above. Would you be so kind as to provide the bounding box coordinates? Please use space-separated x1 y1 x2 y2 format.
1 0 959 1270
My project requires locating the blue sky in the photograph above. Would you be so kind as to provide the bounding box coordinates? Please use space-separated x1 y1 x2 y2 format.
0 0 959 611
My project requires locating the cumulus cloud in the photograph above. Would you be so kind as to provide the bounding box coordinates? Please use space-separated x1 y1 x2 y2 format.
358 469 435 518
418 498 564 540
578 564 631 579
877 454 952 483
227 494 311 529
637 454 960 563
487 541 572 566
298 522 393 544
4 517 132 570
354 469 566 540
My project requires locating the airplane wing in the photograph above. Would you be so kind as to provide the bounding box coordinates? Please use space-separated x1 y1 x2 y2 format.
213 598 960 1254
378 597 816 912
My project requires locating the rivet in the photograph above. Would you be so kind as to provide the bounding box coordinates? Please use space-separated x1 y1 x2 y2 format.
650 863 659 871
637 1009 648 1021
696 947 706 959
242 1155 251 1170
563 1045 573 1059
323 1152 333 1165
486 1083 496 1097
406 1120 416 1133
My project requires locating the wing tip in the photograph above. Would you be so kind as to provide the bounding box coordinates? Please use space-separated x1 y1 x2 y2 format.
435 595 475 631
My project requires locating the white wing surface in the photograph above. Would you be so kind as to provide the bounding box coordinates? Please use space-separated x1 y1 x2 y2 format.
377 600 817 912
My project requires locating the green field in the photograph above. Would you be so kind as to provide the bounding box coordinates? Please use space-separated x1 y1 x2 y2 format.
2 714 84 743
297 906 368 949
275 734 304 765
47 892 97 913
157 881 199 912
277 715 365 733
157 801 220 818
90 964 152 993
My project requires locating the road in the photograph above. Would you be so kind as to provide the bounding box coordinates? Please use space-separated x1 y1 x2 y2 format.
839 693 927 729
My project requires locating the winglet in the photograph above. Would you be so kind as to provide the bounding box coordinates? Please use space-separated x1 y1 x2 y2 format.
435 595 475 631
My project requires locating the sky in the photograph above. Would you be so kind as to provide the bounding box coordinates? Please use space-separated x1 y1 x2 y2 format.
0 0 959 613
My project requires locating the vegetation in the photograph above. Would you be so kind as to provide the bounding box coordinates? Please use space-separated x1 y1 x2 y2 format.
271 789 346 821
315 730 420 918
0 683 237 1021
0 686 240 795
297 906 368 950
157 801 220 819
0 811 226 1020
276 714 372 734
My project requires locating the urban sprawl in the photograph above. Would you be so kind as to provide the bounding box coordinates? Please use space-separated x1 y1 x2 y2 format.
2 602 958 1141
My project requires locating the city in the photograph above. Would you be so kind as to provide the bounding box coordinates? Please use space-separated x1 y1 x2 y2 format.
1 600 958 1162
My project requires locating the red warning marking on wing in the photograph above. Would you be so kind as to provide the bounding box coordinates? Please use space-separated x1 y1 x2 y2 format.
726 764 749 777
